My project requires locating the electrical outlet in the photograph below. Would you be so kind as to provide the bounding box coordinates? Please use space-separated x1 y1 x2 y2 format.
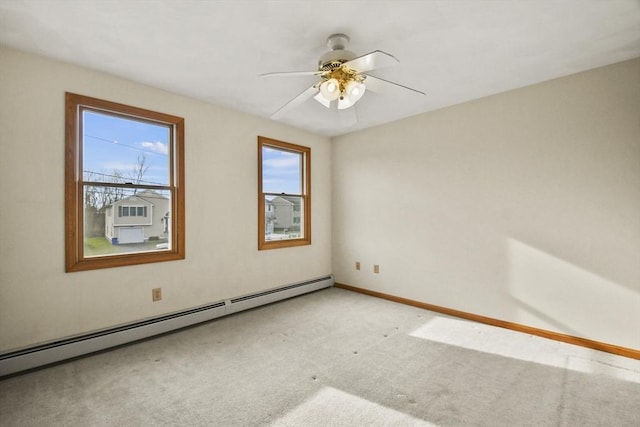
373 264 380 274
152 288 162 302
355 261 361 270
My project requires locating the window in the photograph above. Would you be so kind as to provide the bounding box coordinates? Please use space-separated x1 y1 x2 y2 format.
65 93 185 271
258 136 310 250
119 206 147 217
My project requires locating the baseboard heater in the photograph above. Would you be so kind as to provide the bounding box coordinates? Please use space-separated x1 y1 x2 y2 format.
0 275 333 377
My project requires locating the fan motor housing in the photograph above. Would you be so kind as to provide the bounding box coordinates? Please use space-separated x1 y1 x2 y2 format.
318 33 356 71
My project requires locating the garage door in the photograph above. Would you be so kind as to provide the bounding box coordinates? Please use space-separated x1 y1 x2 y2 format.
118 227 145 244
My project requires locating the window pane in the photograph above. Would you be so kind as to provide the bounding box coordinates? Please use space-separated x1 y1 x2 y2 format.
257 136 310 251
261 146 302 194
84 186 171 257
82 110 171 186
66 93 185 271
264 195 303 241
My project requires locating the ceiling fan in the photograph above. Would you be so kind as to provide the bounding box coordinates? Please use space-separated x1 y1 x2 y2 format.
261 33 425 119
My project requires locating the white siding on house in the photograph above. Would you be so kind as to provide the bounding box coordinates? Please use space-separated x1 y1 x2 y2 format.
105 191 169 243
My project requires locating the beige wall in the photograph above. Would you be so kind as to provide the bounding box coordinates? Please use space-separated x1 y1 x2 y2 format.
332 58 640 350
0 47 332 352
2 45 638 354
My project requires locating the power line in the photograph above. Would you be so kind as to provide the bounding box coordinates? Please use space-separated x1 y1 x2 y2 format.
83 188 171 203
84 134 168 157
83 170 168 186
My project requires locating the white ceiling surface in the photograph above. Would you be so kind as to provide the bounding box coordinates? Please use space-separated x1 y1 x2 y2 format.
1 1 639 137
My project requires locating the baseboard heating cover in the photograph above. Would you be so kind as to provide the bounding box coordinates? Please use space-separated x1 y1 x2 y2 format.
0 274 334 377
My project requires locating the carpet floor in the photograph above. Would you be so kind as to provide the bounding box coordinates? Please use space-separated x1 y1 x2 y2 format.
1 287 639 426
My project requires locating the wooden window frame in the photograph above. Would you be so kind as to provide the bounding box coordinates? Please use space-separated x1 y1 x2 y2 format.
258 136 311 250
65 93 185 272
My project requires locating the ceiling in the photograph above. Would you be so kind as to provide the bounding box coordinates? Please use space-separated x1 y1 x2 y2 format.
1 0 639 137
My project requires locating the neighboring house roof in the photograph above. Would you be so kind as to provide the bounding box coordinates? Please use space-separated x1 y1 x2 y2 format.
136 190 168 204
270 196 294 206
280 197 301 215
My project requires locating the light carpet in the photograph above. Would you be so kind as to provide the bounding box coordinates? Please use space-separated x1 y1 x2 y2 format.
1 287 639 426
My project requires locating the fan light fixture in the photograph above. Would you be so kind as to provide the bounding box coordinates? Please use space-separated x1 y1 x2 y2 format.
261 33 426 120
319 78 340 101
315 66 367 109
338 80 366 109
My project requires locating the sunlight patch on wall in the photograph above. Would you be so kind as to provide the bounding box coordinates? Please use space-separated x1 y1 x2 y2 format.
506 238 640 348
272 386 436 426
410 316 640 384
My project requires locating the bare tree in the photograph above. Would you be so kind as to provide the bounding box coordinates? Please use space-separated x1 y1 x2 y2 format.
130 154 149 194
84 170 124 211
84 155 148 209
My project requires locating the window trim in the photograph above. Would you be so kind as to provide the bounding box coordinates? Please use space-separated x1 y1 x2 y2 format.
258 136 311 250
65 92 185 272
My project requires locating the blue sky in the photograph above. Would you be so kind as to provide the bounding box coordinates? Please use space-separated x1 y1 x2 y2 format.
83 110 170 186
262 146 301 195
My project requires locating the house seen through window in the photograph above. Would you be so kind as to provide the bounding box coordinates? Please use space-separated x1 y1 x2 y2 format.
258 136 311 250
65 93 185 271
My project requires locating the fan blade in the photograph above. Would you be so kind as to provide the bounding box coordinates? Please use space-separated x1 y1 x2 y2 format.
338 104 358 127
363 74 426 96
342 50 399 72
271 84 319 119
260 70 322 78
314 92 331 108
